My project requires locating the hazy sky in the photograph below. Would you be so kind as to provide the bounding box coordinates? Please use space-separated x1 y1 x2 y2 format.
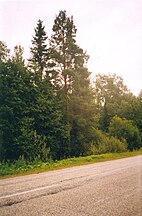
0 0 142 95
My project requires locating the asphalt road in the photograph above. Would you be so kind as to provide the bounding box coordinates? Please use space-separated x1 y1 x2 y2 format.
0 155 142 216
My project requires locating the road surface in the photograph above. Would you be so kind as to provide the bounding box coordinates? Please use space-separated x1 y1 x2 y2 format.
0 155 142 216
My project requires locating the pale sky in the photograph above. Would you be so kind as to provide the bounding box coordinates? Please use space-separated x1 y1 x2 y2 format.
0 0 142 95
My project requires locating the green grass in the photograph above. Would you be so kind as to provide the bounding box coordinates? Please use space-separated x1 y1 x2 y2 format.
0 149 142 179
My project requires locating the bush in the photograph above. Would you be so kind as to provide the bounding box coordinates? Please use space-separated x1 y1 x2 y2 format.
88 129 127 155
107 136 127 153
109 116 142 151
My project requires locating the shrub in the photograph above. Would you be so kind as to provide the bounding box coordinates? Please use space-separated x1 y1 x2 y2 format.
15 155 26 167
107 136 127 153
109 116 142 151
88 129 127 155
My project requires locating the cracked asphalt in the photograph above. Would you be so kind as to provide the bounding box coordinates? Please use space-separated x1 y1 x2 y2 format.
0 155 142 216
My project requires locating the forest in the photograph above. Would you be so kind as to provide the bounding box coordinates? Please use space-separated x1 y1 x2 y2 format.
0 10 142 163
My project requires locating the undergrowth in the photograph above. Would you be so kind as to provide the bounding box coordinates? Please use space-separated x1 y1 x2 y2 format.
0 149 142 179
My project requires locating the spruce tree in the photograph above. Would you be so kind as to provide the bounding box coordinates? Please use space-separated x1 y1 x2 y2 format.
28 19 69 160
29 19 48 81
0 59 37 161
0 45 64 161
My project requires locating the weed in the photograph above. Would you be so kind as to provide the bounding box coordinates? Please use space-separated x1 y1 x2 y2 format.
0 149 142 179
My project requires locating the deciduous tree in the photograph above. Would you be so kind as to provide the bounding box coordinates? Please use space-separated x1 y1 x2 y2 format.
109 116 141 151
0 41 10 62
94 73 130 131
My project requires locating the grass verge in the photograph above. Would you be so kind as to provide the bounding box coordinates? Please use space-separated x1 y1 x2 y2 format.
0 149 142 179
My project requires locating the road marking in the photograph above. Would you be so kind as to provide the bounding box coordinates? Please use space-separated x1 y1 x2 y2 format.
0 167 128 199
0 183 59 199
1 156 141 200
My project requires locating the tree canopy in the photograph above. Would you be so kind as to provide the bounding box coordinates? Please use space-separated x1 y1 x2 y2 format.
0 11 141 162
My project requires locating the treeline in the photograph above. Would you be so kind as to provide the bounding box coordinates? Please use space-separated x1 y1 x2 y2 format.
0 10 142 162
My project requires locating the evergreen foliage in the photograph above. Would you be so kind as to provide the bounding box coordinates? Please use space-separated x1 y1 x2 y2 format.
49 10 89 113
0 11 142 162
0 60 36 160
28 19 49 81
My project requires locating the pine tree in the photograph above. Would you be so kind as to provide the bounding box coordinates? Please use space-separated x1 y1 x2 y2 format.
50 10 88 115
29 19 48 81
50 11 95 157
69 67 95 156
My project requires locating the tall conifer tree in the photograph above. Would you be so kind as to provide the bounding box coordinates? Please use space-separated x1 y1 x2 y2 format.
50 11 95 156
50 10 88 115
29 19 48 81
